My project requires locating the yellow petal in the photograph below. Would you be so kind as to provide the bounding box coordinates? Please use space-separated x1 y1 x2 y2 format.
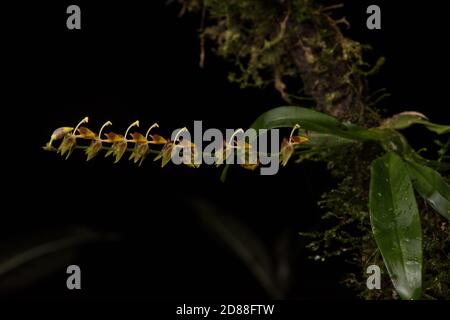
77 126 97 139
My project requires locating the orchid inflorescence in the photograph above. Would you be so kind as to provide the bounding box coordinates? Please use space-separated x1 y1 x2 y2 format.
43 117 309 170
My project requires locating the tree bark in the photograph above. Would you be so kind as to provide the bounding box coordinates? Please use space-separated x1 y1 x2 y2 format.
287 12 368 124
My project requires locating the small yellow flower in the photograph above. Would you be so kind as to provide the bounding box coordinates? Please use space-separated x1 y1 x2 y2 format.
43 127 74 150
148 134 168 145
85 121 112 161
279 124 309 166
55 117 89 159
103 132 127 163
57 135 77 159
154 142 174 168
76 126 97 139
129 132 149 166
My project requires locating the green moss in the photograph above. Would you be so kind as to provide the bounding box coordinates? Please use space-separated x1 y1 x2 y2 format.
176 0 378 120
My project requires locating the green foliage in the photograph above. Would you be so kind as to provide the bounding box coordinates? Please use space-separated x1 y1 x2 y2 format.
43 1 449 300
303 147 449 300
220 105 384 181
369 152 422 300
44 112 450 299
381 112 450 135
406 161 450 219
45 107 449 299
249 106 383 141
175 0 449 300
230 105 450 299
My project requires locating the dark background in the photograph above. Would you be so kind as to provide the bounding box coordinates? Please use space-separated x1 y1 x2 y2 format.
3 0 449 300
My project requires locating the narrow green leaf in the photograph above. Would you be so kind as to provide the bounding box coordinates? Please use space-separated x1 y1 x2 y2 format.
369 152 423 300
302 132 356 148
381 130 450 172
406 161 450 219
250 106 384 141
250 106 345 133
221 106 385 181
381 112 450 135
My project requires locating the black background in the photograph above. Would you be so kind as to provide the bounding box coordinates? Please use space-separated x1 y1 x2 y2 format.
3 0 449 301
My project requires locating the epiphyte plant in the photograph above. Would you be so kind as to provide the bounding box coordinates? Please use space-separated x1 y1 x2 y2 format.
162 0 449 299
43 0 450 299
44 106 450 299
235 106 449 299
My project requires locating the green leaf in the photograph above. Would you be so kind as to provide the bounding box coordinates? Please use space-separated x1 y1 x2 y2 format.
220 106 385 181
301 132 356 148
381 112 450 135
250 106 384 141
381 130 450 172
369 152 423 300
406 161 450 219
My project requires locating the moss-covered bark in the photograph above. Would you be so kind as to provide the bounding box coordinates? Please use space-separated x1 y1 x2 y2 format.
177 0 383 123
